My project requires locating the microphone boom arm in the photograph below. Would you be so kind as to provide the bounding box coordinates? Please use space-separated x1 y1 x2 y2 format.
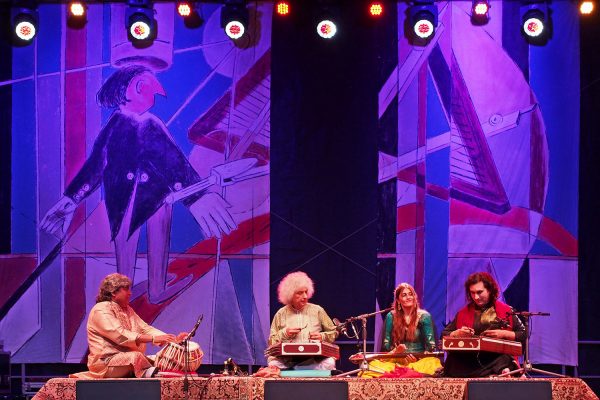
183 314 204 342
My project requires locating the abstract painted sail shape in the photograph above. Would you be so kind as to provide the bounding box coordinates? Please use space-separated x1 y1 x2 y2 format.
188 49 271 165
449 53 511 214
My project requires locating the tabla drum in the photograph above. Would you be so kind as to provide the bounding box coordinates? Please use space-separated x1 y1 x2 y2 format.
155 341 203 372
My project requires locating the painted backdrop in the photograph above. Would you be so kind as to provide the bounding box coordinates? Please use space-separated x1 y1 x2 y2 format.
0 1 271 365
376 1 578 366
0 0 580 369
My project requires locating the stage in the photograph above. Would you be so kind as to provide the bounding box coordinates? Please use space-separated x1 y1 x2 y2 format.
31 376 598 400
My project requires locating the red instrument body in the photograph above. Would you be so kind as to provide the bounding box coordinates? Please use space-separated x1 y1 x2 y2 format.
265 342 340 360
442 336 522 356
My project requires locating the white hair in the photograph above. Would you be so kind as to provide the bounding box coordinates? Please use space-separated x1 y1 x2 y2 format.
277 271 315 305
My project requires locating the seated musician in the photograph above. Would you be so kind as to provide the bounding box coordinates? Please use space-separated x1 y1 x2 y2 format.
364 283 442 377
441 271 526 377
72 273 187 378
267 271 338 370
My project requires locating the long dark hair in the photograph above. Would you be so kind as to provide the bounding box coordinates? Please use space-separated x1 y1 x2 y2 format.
464 271 500 305
391 283 420 344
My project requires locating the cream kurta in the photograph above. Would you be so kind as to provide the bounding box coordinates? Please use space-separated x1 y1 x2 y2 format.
269 303 338 345
268 303 338 369
73 301 165 378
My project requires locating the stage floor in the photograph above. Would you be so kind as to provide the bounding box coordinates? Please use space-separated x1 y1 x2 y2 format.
32 376 598 400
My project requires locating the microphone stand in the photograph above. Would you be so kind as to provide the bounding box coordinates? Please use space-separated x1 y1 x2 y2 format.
183 314 203 398
336 308 392 378
498 311 565 378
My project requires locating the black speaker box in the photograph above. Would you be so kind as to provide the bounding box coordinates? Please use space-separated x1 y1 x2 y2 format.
0 352 9 394
265 380 348 400
467 380 552 400
76 379 161 400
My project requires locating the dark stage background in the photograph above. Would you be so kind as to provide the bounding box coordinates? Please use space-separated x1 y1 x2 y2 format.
271 0 393 365
578 3 600 394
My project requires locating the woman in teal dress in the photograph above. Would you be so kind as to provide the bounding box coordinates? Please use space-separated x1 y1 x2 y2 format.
383 282 436 353
365 283 441 376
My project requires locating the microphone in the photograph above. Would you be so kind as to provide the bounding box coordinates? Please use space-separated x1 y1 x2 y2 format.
333 318 348 336
508 311 550 317
183 314 204 342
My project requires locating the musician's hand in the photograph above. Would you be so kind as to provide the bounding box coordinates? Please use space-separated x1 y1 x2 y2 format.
309 331 322 341
286 327 301 338
405 354 417 363
452 326 475 337
176 332 189 342
153 334 176 345
390 344 407 354
482 329 514 340
189 193 237 239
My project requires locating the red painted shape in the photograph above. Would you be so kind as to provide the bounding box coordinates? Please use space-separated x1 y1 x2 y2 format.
397 166 449 200
538 217 578 257
66 25 86 69
397 166 417 185
188 50 272 147
414 64 428 301
65 25 87 239
397 203 419 233
0 257 37 309
132 213 270 322
64 257 86 354
426 183 449 200
529 95 547 213
189 131 270 166
450 199 578 256
450 199 529 232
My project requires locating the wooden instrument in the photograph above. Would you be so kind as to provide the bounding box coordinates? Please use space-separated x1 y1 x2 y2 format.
348 351 443 364
442 336 522 356
155 341 204 372
265 342 340 360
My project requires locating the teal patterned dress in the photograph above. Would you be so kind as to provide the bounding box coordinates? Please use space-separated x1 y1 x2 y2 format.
382 310 436 353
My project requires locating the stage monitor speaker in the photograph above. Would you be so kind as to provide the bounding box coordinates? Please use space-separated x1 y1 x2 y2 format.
76 379 161 400
265 380 348 400
0 351 9 394
467 380 552 400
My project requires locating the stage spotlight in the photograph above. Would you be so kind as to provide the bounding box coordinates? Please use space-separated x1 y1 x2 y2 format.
275 1 290 16
11 5 38 43
177 1 203 28
316 19 337 39
409 1 438 41
177 2 191 17
67 1 87 29
314 2 339 39
69 2 85 17
369 2 384 17
126 0 157 44
471 0 490 25
580 1 594 15
520 2 550 43
220 1 248 40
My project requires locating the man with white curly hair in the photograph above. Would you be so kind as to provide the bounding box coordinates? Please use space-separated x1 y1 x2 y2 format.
267 271 338 370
